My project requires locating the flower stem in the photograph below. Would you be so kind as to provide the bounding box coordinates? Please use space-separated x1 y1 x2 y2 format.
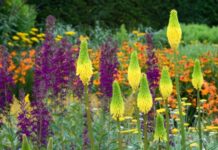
197 89 203 150
174 50 186 150
143 114 148 150
117 118 123 150
84 85 95 150
164 98 170 150
133 92 142 141
135 106 142 139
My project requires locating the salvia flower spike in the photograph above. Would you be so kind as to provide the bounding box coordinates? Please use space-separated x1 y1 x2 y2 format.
76 39 93 85
192 59 203 89
21 134 31 150
167 9 182 50
137 74 153 114
110 80 124 119
154 113 167 141
128 50 141 92
159 66 173 99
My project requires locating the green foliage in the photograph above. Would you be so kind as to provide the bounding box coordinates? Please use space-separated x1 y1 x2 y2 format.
27 0 218 30
115 24 128 45
50 101 84 149
0 118 19 149
0 0 37 44
154 24 218 48
47 137 53 150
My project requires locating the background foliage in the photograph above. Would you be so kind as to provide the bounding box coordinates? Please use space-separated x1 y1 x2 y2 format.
27 0 218 29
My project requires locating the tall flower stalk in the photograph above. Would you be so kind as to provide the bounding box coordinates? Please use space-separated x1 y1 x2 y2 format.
127 50 141 138
167 9 186 149
145 33 160 133
0 46 14 115
154 114 167 149
99 38 119 108
159 66 173 150
76 39 94 149
137 74 153 149
110 80 124 150
192 59 204 150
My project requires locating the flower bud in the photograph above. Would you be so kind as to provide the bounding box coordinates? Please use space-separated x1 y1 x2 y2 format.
159 66 173 99
76 39 93 85
137 74 153 114
110 80 124 119
167 9 182 50
128 51 141 92
192 59 203 89
22 134 31 150
154 114 167 141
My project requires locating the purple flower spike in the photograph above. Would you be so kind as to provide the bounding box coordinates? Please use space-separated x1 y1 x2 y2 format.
0 46 14 114
99 38 119 98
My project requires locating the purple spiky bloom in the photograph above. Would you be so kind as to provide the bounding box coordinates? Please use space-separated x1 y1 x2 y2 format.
0 46 14 114
99 38 119 97
145 33 160 133
30 100 51 146
145 33 160 97
17 90 31 139
34 15 76 99
34 15 56 100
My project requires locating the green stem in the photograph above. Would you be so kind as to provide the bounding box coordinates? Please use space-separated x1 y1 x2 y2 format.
84 85 95 150
174 50 186 150
117 118 123 150
143 114 148 150
158 139 161 150
164 99 170 150
197 89 203 150
135 106 142 140
133 92 142 141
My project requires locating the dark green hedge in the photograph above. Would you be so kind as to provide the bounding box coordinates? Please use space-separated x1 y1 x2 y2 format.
28 0 218 29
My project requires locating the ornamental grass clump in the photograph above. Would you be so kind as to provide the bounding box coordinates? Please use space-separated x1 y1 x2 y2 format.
76 39 94 149
159 66 173 150
137 74 153 149
110 80 124 150
192 59 204 150
167 9 186 150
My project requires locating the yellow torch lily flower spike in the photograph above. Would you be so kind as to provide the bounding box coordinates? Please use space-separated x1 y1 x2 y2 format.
154 113 167 141
167 9 182 50
159 66 173 99
137 74 153 114
110 80 124 119
128 51 141 92
76 39 93 85
192 59 203 89
21 134 31 150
